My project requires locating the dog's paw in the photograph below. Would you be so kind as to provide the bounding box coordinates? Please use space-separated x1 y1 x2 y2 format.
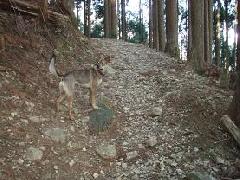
93 105 99 110
69 114 74 120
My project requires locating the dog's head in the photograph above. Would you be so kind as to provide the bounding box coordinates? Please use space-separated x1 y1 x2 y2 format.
94 60 104 76
94 55 112 75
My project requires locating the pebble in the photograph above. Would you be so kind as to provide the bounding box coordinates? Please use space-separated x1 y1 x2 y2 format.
25 147 43 161
146 136 158 147
126 151 138 160
18 159 24 165
193 147 199 152
69 160 75 167
93 173 99 179
96 143 117 160
122 163 127 169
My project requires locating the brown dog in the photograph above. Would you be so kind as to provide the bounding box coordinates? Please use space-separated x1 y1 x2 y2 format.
49 55 111 119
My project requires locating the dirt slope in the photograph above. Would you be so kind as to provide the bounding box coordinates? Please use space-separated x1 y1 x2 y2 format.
0 11 240 179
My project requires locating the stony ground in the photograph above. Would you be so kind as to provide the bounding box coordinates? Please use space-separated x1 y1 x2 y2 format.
1 38 240 180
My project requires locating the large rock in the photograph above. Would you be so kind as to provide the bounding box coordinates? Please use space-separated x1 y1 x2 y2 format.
151 107 163 116
184 172 216 180
96 143 117 160
44 128 66 143
25 147 43 161
146 136 158 147
29 115 46 123
126 151 138 160
89 101 114 133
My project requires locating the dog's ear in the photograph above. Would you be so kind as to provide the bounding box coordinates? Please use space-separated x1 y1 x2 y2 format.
91 63 98 70
103 55 111 64
51 53 56 60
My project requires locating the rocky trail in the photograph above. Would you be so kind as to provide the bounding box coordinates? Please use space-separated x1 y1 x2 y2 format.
1 38 240 180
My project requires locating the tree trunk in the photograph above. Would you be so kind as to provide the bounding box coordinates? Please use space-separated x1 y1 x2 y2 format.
224 0 229 67
139 0 143 43
87 0 91 37
121 0 127 41
187 0 192 61
165 0 178 57
110 0 117 38
59 0 75 17
104 0 110 37
225 0 229 48
76 1 79 22
158 0 165 51
117 0 120 39
219 0 231 89
204 0 210 65
152 0 159 50
214 0 221 66
208 0 213 64
149 0 153 48
191 0 205 74
232 1 237 69
228 0 240 126
84 0 91 37
222 115 240 147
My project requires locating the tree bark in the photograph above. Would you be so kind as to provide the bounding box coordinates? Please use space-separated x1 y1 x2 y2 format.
110 0 117 38
222 115 240 147
117 0 121 39
165 0 178 57
204 0 210 65
149 0 153 48
232 0 237 68
208 0 213 64
224 0 229 48
121 0 127 41
228 0 240 126
139 0 143 43
223 0 229 67
76 1 79 22
191 0 205 74
104 0 110 37
87 0 91 36
187 0 192 61
214 0 221 66
104 0 116 38
84 0 91 37
152 0 159 50
158 0 165 51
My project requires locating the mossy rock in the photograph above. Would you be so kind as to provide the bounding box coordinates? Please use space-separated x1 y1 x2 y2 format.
183 172 216 180
89 98 115 134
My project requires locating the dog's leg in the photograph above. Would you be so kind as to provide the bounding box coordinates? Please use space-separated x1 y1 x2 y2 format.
56 94 65 112
67 96 73 120
90 85 98 109
56 81 66 112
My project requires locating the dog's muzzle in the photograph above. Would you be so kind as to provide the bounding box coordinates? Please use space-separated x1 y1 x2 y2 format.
98 69 104 76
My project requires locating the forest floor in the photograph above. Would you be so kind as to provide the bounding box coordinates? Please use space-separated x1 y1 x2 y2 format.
0 11 240 180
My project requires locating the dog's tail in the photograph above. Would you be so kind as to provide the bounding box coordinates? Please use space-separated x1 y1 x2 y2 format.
49 54 61 77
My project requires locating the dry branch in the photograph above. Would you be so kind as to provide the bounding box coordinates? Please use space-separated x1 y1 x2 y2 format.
221 115 240 146
0 0 70 22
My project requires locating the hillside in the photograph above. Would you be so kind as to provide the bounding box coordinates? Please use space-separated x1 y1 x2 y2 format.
0 11 240 180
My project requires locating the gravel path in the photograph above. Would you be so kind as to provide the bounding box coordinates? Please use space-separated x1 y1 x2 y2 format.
1 38 238 180
92 39 237 179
